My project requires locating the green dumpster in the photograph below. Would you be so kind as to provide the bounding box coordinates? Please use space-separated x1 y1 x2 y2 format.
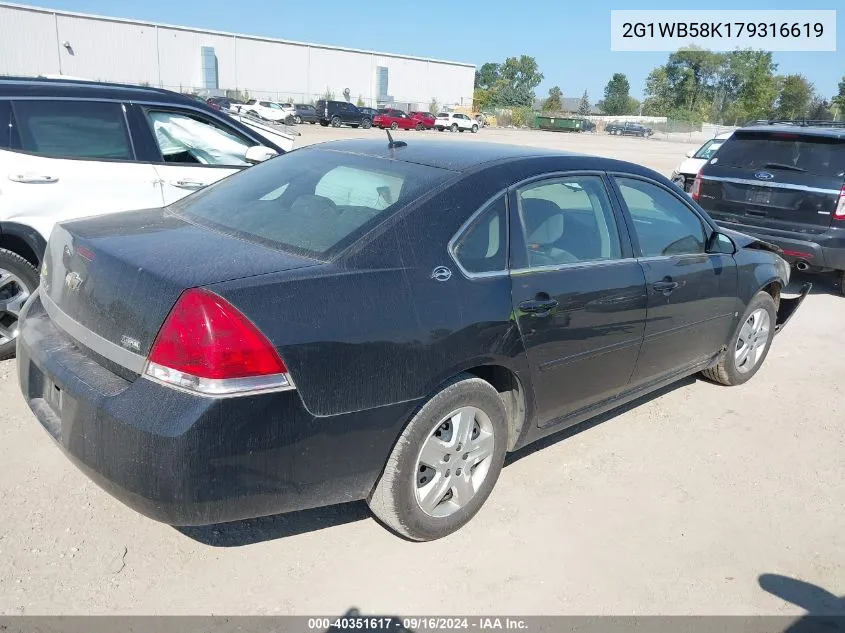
534 116 583 132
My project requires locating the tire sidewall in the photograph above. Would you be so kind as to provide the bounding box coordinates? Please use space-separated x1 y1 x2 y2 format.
373 377 507 541
722 292 777 385
0 249 39 360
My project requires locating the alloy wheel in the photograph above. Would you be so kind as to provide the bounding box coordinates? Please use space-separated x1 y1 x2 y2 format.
735 308 771 374
414 406 495 518
0 268 31 346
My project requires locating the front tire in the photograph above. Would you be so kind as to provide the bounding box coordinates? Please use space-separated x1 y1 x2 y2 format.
0 248 39 360
294 115 302 124
701 291 777 386
471 124 478 133
368 375 508 541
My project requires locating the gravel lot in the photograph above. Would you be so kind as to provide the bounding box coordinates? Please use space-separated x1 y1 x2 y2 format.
1 127 842 616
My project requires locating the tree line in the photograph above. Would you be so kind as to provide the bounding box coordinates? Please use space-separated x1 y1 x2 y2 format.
474 50 845 124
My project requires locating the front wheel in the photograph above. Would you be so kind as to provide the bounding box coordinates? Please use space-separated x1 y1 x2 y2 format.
294 115 302 124
368 375 508 541
0 248 39 360
471 124 478 133
701 291 777 386
390 122 398 130
416 123 423 131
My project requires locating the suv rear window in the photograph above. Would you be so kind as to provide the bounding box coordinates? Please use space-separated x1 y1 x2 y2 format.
437 113 449 118
714 131 845 178
171 148 455 257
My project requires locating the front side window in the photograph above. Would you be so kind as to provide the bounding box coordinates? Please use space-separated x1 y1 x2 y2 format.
615 177 707 257
516 175 622 268
148 110 253 167
12 100 132 160
452 195 508 274
171 147 455 257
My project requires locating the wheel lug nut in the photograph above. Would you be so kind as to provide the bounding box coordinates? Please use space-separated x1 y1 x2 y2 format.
456 443 462 451
443 454 450 462
463 453 469 460
456 468 462 476
445 469 451 477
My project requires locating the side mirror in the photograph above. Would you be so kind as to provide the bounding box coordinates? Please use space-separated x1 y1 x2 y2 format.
685 149 695 158
707 231 736 255
245 145 279 164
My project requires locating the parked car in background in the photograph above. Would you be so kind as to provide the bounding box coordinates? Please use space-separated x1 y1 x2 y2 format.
316 100 372 128
606 121 653 137
206 97 241 112
239 100 295 123
409 111 436 129
374 109 423 130
17 138 806 542
577 118 596 132
0 77 285 358
292 103 319 124
435 112 478 133
671 131 732 191
693 121 845 293
359 107 379 120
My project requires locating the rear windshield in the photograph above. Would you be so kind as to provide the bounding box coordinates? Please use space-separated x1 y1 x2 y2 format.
713 131 845 178
436 113 449 118
170 148 455 258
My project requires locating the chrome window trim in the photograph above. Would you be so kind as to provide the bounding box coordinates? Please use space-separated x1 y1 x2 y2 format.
699 174 841 196
41 290 147 374
447 190 510 280
509 257 637 277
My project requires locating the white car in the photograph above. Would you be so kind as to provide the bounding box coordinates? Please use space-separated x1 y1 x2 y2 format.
671 131 732 192
0 78 290 359
434 112 479 133
239 100 295 122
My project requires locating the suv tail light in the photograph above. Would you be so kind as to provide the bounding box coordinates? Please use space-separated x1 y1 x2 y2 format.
145 288 293 396
690 172 702 201
834 186 845 221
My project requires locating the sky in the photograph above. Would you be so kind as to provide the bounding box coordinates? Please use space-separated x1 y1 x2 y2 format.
21 0 844 103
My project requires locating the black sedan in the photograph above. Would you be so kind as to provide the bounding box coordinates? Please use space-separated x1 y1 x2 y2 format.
17 139 808 541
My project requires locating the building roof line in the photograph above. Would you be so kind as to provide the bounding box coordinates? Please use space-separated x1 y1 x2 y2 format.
0 1 477 68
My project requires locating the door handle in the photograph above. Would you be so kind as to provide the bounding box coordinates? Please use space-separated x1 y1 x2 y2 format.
9 173 58 184
519 298 559 314
170 179 206 190
652 280 680 295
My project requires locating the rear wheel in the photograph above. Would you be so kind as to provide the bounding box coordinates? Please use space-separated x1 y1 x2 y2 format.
362 118 372 129
450 123 458 132
331 116 342 128
0 249 39 361
390 122 398 130
294 115 302 124
701 291 777 386
368 375 508 541
436 126 444 131
416 123 423 131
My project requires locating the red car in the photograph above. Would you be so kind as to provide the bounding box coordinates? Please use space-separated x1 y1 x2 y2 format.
374 109 423 130
409 111 436 129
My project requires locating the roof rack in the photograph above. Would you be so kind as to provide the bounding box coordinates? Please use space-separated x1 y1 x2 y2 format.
744 118 845 128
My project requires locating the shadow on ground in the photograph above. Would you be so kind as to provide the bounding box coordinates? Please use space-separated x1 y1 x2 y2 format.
758 573 845 632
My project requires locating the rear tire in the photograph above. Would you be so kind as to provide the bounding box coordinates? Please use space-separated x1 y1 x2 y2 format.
294 115 302 124
701 291 777 386
331 116 342 128
362 118 372 129
450 123 458 133
0 248 39 361
368 375 508 541
416 123 423 131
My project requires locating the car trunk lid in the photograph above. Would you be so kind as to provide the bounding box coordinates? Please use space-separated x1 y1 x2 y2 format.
697 129 845 235
40 208 319 359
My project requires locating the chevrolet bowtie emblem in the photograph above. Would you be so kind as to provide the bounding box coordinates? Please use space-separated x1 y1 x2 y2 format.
64 271 84 291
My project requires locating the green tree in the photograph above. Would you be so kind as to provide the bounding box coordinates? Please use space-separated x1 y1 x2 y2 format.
720 50 778 123
642 66 673 115
599 73 633 115
807 96 834 121
542 86 563 112
577 90 591 115
775 74 813 119
429 97 439 115
356 94 365 107
832 75 845 120
473 87 492 110
664 47 724 114
322 86 335 101
475 62 500 89
491 55 544 107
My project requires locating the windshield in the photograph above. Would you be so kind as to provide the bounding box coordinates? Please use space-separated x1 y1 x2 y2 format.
714 131 845 178
170 148 455 257
694 139 725 160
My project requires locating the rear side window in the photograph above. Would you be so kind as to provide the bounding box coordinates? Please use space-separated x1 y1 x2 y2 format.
452 195 508 274
437 113 449 118
12 100 132 160
171 148 455 257
714 131 845 178
0 100 22 150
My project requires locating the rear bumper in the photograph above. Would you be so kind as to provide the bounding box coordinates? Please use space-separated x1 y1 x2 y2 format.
713 219 845 271
17 291 416 526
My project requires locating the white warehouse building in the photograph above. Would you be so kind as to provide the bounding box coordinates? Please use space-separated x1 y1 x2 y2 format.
0 2 475 109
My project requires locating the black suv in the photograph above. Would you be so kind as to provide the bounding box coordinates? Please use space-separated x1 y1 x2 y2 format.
694 121 845 293
315 100 373 129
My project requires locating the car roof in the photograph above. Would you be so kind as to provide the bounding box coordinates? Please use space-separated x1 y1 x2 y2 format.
0 75 202 106
739 124 845 139
305 138 658 175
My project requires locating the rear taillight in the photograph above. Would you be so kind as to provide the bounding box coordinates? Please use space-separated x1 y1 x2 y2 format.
834 186 845 221
145 288 293 396
690 172 702 201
